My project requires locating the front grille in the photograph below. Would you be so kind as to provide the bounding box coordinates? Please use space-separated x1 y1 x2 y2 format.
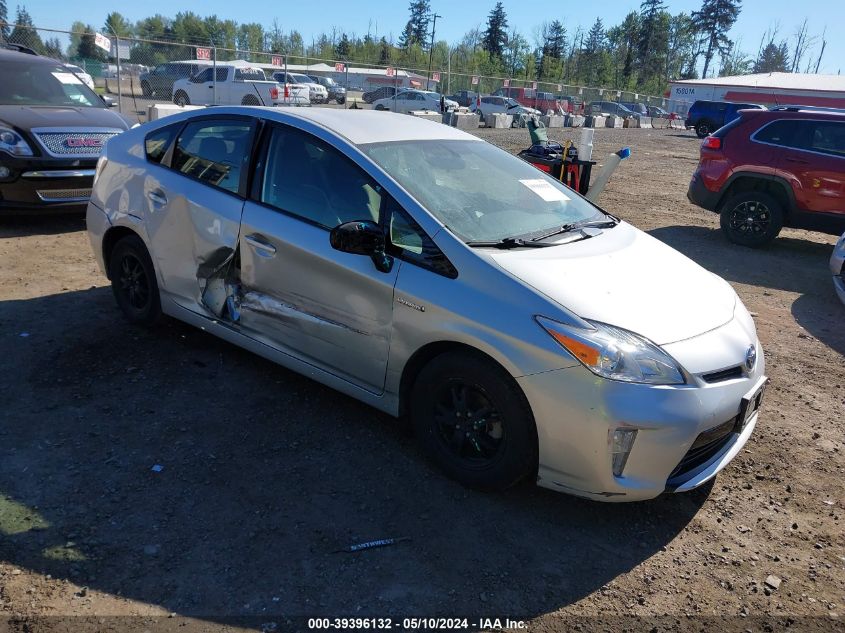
37 188 92 202
33 132 119 157
668 417 737 480
702 366 743 383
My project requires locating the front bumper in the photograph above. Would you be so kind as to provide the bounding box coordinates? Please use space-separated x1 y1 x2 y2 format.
831 234 845 305
687 171 721 212
0 156 96 214
518 316 766 502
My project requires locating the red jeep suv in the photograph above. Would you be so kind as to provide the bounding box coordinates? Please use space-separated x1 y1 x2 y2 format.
687 106 845 247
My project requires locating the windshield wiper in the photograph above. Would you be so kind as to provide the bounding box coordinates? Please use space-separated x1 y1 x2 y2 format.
529 216 619 242
466 237 556 249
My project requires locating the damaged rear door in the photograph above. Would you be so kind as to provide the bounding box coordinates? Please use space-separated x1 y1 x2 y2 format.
143 115 257 311
233 123 398 393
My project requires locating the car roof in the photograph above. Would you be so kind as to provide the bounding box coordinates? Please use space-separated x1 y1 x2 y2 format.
175 106 481 145
0 47 54 63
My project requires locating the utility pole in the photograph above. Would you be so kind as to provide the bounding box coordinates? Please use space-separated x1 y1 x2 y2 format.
427 12 442 90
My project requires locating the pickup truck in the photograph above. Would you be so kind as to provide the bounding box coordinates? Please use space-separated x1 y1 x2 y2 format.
172 64 309 107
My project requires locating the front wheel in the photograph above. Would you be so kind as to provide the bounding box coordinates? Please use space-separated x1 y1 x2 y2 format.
173 90 190 106
108 235 162 326
695 120 713 138
720 191 784 248
410 352 537 491
337 97 345 104
375 104 386 111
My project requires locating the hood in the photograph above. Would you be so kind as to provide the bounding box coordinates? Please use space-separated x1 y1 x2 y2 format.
489 222 736 345
0 105 131 131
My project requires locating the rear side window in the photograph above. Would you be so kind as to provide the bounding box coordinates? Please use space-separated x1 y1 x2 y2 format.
807 121 845 157
171 119 254 194
144 125 177 164
754 120 798 147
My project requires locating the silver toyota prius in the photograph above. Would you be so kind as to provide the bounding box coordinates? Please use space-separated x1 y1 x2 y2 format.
87 107 767 501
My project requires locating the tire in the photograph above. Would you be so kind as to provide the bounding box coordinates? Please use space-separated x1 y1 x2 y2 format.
173 90 190 106
241 94 260 106
108 235 162 327
695 120 713 138
141 81 152 97
410 351 537 491
375 104 386 111
337 97 345 105
720 191 784 248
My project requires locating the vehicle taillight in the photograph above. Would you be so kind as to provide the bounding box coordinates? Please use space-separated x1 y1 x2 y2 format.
270 86 279 100
284 84 290 99
703 136 722 150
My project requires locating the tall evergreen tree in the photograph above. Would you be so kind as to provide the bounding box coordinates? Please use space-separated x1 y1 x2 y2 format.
537 20 566 79
378 36 390 64
637 0 669 86
482 1 508 59
398 0 430 49
43 35 63 59
103 12 131 37
0 0 9 41
335 33 351 60
754 40 789 73
691 0 741 78
9 6 43 52
77 26 106 60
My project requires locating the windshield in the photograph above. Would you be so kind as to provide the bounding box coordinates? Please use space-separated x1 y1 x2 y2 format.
291 74 311 83
505 98 520 108
361 139 603 243
0 61 104 107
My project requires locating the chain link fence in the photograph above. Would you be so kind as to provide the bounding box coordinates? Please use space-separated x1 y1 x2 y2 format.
8 26 674 125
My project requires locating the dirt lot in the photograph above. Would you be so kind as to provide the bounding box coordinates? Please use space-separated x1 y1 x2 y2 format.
0 126 843 632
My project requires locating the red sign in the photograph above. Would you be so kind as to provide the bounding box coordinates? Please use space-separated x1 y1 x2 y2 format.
196 47 212 61
431 71 440 82
503 79 510 88
335 62 347 72
271 55 283 67
471 75 479 86
386 67 395 77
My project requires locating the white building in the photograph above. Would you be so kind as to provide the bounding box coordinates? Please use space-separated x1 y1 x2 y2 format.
667 72 845 116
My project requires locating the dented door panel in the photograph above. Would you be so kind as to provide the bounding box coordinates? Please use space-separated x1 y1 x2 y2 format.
143 164 244 310
236 200 398 393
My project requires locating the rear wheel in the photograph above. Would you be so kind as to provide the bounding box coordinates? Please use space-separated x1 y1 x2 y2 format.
173 90 190 106
375 104 386 111
337 97 345 104
720 191 784 248
410 351 537 491
241 94 260 106
108 235 162 326
695 120 713 138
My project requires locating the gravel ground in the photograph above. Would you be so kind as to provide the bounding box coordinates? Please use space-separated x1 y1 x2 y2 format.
0 126 843 632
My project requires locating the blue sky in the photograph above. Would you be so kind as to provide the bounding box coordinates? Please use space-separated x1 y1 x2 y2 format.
24 0 843 75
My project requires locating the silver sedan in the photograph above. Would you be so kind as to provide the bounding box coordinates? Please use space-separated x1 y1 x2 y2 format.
87 107 766 501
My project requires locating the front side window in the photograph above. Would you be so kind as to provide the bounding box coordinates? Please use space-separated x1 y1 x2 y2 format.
807 121 845 157
388 206 457 278
261 126 382 228
362 139 603 243
145 125 178 164
171 120 254 194
0 61 102 107
192 69 212 83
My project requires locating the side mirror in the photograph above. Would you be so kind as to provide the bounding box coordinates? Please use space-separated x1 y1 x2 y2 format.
329 220 393 273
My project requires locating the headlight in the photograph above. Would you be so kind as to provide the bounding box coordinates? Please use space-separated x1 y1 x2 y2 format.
0 127 34 156
536 316 686 385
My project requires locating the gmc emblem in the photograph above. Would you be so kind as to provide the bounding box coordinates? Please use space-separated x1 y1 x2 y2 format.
65 137 103 148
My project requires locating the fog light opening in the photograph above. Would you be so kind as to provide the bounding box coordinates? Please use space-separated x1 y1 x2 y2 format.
610 428 638 477
0 166 10 179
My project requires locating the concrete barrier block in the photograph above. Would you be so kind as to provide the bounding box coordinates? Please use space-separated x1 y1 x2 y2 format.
586 115 606 128
453 112 481 130
409 110 442 122
566 114 585 128
442 112 456 126
639 116 653 129
605 115 624 128
486 113 513 128
148 103 207 121
540 115 565 128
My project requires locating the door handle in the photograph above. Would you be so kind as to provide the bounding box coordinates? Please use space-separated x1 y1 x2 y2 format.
148 190 167 205
244 234 277 256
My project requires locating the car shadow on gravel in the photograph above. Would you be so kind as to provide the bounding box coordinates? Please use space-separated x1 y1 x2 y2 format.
0 214 85 238
0 287 706 623
648 225 844 354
